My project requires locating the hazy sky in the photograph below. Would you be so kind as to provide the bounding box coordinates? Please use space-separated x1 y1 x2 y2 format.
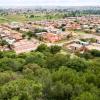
0 0 100 6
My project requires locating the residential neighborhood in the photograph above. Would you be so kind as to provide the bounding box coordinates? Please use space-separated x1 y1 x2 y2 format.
0 15 100 54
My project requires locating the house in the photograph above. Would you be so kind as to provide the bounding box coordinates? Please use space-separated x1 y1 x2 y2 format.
86 43 100 51
12 39 39 54
67 43 87 52
42 33 61 43
75 40 89 46
10 22 22 30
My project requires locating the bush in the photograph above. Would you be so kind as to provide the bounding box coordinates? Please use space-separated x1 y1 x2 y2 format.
90 49 100 57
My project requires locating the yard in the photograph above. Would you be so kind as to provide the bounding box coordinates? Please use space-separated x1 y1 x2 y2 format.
74 30 88 34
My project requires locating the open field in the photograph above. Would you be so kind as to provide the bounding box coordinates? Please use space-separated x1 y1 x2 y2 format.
0 17 10 23
73 30 88 34
0 15 28 23
0 13 63 23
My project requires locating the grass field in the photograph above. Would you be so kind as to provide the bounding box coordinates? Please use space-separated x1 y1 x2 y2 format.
0 17 10 23
0 14 28 23
74 30 88 34
0 13 63 23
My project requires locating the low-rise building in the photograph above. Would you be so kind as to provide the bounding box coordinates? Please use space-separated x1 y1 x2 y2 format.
12 39 39 54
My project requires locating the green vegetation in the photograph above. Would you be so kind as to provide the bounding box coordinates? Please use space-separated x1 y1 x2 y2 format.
1 9 100 23
0 13 64 23
0 14 28 23
0 44 100 100
0 39 9 46
23 28 47 39
80 38 97 43
0 17 9 23
74 30 88 34
78 49 100 59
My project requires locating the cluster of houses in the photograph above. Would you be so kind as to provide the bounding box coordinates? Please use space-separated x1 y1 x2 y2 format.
35 29 72 43
4 21 73 43
65 34 100 53
0 15 100 54
29 21 73 42
0 25 39 54
65 16 100 33
33 15 100 34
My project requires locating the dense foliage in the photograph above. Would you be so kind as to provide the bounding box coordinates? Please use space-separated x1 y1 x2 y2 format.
0 44 100 100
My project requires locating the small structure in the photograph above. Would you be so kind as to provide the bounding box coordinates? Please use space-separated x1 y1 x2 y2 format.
12 39 39 54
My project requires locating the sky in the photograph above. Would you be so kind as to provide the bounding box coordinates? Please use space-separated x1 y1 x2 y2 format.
0 0 100 6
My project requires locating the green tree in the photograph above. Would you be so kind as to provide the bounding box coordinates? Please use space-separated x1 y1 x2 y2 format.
74 92 99 100
36 44 49 53
0 39 9 46
90 49 100 57
46 54 69 69
25 52 45 66
62 27 66 31
0 79 42 100
50 45 61 54
0 71 21 85
66 57 89 72
0 58 24 71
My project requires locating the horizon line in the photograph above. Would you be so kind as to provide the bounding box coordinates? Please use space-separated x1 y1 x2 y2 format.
0 5 100 7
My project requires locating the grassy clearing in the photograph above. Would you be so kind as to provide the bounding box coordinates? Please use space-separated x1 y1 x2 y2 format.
0 17 10 23
74 30 88 34
5 15 28 22
0 13 63 23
